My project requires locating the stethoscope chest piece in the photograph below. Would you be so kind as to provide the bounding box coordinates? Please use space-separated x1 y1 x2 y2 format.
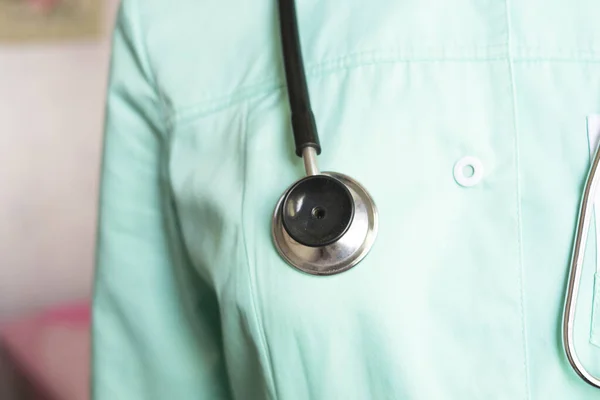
273 0 378 276
272 172 378 276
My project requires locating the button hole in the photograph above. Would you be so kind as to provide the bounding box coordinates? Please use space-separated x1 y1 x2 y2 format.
462 164 475 178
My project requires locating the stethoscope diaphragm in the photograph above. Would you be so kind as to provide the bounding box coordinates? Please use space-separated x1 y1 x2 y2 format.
272 171 378 276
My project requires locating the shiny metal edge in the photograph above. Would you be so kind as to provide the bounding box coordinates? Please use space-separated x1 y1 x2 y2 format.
271 172 378 276
562 136 600 389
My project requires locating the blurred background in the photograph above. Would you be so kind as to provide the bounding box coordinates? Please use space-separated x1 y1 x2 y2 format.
0 0 120 398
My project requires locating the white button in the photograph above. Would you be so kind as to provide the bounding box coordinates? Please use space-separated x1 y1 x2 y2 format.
453 156 483 187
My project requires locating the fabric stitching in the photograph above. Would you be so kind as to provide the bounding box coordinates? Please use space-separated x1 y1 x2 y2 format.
503 1 531 399
239 101 279 400
592 273 600 347
173 58 506 125
171 53 600 125
172 47 507 121
128 0 161 107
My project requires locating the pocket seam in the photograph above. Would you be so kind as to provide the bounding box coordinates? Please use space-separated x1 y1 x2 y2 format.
591 273 600 347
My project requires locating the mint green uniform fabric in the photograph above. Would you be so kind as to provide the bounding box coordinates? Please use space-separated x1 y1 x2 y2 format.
92 0 600 398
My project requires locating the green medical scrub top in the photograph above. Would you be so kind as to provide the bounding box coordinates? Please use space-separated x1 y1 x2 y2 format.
92 0 600 398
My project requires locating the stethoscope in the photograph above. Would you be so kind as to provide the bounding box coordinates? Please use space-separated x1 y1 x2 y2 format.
272 0 600 388
564 134 600 389
271 0 378 276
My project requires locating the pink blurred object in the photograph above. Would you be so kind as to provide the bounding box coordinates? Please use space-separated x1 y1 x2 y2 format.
0 301 91 400
25 0 62 13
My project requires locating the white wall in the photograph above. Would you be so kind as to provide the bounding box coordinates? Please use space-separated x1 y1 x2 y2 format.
0 0 120 319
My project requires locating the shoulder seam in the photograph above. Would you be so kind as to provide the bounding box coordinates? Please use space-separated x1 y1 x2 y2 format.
122 0 172 132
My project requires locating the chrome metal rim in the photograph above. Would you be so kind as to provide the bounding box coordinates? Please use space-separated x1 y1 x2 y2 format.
272 172 378 275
